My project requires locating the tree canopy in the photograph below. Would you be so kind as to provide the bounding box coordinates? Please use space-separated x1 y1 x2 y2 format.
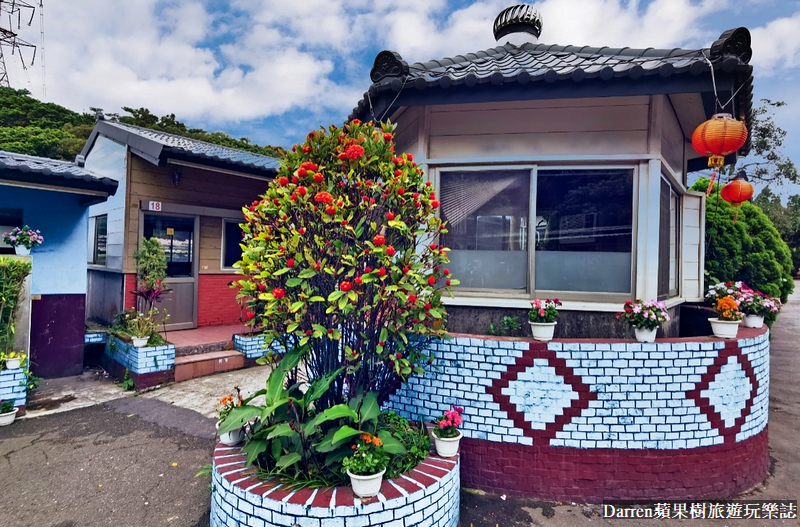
753 187 800 275
0 86 285 161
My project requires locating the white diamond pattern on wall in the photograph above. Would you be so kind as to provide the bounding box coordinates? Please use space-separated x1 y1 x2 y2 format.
502 358 579 430
701 356 753 428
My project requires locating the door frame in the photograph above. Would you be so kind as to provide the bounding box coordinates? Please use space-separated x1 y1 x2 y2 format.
138 208 200 330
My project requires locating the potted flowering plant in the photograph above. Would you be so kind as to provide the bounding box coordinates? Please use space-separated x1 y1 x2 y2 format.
616 300 670 343
709 295 743 339
736 286 781 329
2 226 44 256
343 433 389 498
431 405 464 458
216 388 245 446
124 309 168 347
0 399 17 426
528 298 562 341
0 351 26 370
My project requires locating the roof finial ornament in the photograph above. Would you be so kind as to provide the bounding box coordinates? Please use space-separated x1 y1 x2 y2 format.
493 4 543 44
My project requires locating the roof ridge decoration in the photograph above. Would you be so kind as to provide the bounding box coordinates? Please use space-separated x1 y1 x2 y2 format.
371 50 410 83
493 4 543 42
710 27 752 64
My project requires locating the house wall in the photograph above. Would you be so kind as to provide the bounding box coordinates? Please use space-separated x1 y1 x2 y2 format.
0 186 91 377
85 135 128 270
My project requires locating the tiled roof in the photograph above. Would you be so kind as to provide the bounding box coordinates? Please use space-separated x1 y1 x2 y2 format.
0 150 118 194
350 28 754 154
87 121 280 173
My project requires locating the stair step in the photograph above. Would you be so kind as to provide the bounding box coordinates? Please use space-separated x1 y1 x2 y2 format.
174 350 245 382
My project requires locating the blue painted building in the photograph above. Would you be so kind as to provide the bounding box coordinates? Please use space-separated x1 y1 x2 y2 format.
0 151 118 377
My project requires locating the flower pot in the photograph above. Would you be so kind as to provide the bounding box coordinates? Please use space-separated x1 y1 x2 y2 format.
131 336 150 347
433 430 462 458
4 358 21 370
0 407 18 426
634 327 657 343
347 468 385 498
709 318 740 339
744 315 764 329
529 321 556 341
216 420 245 446
14 246 30 256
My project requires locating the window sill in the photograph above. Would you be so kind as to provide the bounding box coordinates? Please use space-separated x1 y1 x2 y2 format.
443 295 687 313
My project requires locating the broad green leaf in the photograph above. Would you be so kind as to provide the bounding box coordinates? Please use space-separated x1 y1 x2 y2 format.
218 405 261 435
242 439 268 465
303 367 344 407
287 322 300 333
270 438 282 461
275 452 302 469
267 423 297 440
272 267 290 277
448 279 460 286
324 448 350 467
337 295 349 310
260 398 289 422
379 328 388 343
286 277 303 287
331 425 363 445
266 366 288 406
347 290 357 302
309 296 325 302
298 269 317 279
358 391 379 423
290 301 305 313
327 290 345 302
428 308 442 319
304 404 358 435
377 430 407 455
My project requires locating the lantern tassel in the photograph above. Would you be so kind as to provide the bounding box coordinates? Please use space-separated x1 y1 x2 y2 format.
733 210 738 224
706 171 716 197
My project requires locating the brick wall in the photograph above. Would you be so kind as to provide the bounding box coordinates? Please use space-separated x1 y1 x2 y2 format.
0 367 27 415
123 273 136 310
233 334 284 359
198 274 242 327
386 328 770 501
210 444 460 527
104 336 175 375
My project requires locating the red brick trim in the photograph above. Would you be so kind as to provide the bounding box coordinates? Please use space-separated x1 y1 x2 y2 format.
459 428 769 502
101 354 174 390
685 340 759 442
485 341 597 442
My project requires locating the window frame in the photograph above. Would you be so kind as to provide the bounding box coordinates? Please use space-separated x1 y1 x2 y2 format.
432 163 639 303
658 176 681 300
0 208 24 254
220 218 244 272
90 214 108 266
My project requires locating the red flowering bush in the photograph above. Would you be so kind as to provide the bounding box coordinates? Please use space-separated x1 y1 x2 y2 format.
235 120 458 409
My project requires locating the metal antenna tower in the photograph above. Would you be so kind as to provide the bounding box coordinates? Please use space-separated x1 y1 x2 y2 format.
38 0 44 96
0 0 37 88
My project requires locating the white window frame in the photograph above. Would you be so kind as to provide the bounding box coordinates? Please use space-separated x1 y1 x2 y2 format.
431 163 639 303
89 214 108 266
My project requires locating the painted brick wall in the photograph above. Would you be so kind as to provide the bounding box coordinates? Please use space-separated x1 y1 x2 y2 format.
210 444 460 527
385 328 770 501
233 334 284 359
104 336 175 375
198 274 242 327
123 273 136 310
0 367 27 409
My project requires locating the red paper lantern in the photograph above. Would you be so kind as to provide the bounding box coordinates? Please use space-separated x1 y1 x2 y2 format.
692 113 749 168
720 178 754 207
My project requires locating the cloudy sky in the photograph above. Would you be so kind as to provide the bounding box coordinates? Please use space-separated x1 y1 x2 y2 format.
5 0 800 192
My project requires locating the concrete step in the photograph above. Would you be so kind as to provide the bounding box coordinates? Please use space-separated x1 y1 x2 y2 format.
174 349 245 382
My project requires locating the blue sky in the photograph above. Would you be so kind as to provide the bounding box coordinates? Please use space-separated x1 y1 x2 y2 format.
6 1 800 196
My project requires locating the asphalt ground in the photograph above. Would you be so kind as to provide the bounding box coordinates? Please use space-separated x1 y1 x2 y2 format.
1 282 798 527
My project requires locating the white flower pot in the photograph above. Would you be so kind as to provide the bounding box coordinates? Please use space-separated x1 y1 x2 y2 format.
634 327 657 343
529 321 556 341
347 468 385 498
131 336 149 347
709 318 740 339
4 358 21 370
0 407 18 426
433 430 462 458
216 420 245 446
744 315 764 329
14 246 30 256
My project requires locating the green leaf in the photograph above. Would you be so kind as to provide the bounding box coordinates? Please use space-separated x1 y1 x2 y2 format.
379 328 388 343
267 422 297 440
309 296 325 302
377 430 407 455
428 308 442 319
448 279 460 286
287 322 300 333
260 398 289 422
272 267 290 277
286 277 303 287
331 425 362 445
337 295 349 310
242 439 268 465
275 452 302 469
304 404 358 435
303 367 344 407
358 391 380 424
325 448 350 467
347 290 357 302
327 290 345 302
298 269 317 279
218 405 261 435
289 301 305 313
270 436 282 460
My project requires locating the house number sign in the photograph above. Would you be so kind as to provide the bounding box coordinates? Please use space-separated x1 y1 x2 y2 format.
148 201 162 211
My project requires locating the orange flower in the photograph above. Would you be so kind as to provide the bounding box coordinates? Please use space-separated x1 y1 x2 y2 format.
372 437 383 447
360 433 371 441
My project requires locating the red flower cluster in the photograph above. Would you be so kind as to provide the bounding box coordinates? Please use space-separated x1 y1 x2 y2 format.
343 144 365 160
272 288 285 299
340 281 352 292
373 235 385 246
314 191 334 204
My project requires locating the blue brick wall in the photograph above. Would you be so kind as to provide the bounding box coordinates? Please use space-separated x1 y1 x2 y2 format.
85 332 107 344
104 336 175 374
0 367 27 408
233 333 285 359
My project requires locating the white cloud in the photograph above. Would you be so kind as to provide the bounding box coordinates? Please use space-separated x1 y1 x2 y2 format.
750 11 800 74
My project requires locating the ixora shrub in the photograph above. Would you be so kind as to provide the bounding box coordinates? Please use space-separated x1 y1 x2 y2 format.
235 120 457 409
691 178 794 302
0 257 32 353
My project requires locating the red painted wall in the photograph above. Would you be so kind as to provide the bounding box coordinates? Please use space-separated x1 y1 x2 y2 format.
198 274 243 327
124 273 136 310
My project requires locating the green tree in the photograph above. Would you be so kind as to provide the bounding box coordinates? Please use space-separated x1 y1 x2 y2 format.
692 178 794 302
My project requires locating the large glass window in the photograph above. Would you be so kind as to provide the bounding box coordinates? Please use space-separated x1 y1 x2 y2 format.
439 170 530 290
658 179 680 298
222 219 244 269
534 169 634 293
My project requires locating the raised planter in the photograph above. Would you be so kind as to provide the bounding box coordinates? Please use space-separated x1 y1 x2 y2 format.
210 444 460 527
102 335 175 390
386 328 771 502
0 368 27 417
233 333 285 365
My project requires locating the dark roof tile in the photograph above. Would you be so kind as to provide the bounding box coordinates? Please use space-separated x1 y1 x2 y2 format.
0 150 118 195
